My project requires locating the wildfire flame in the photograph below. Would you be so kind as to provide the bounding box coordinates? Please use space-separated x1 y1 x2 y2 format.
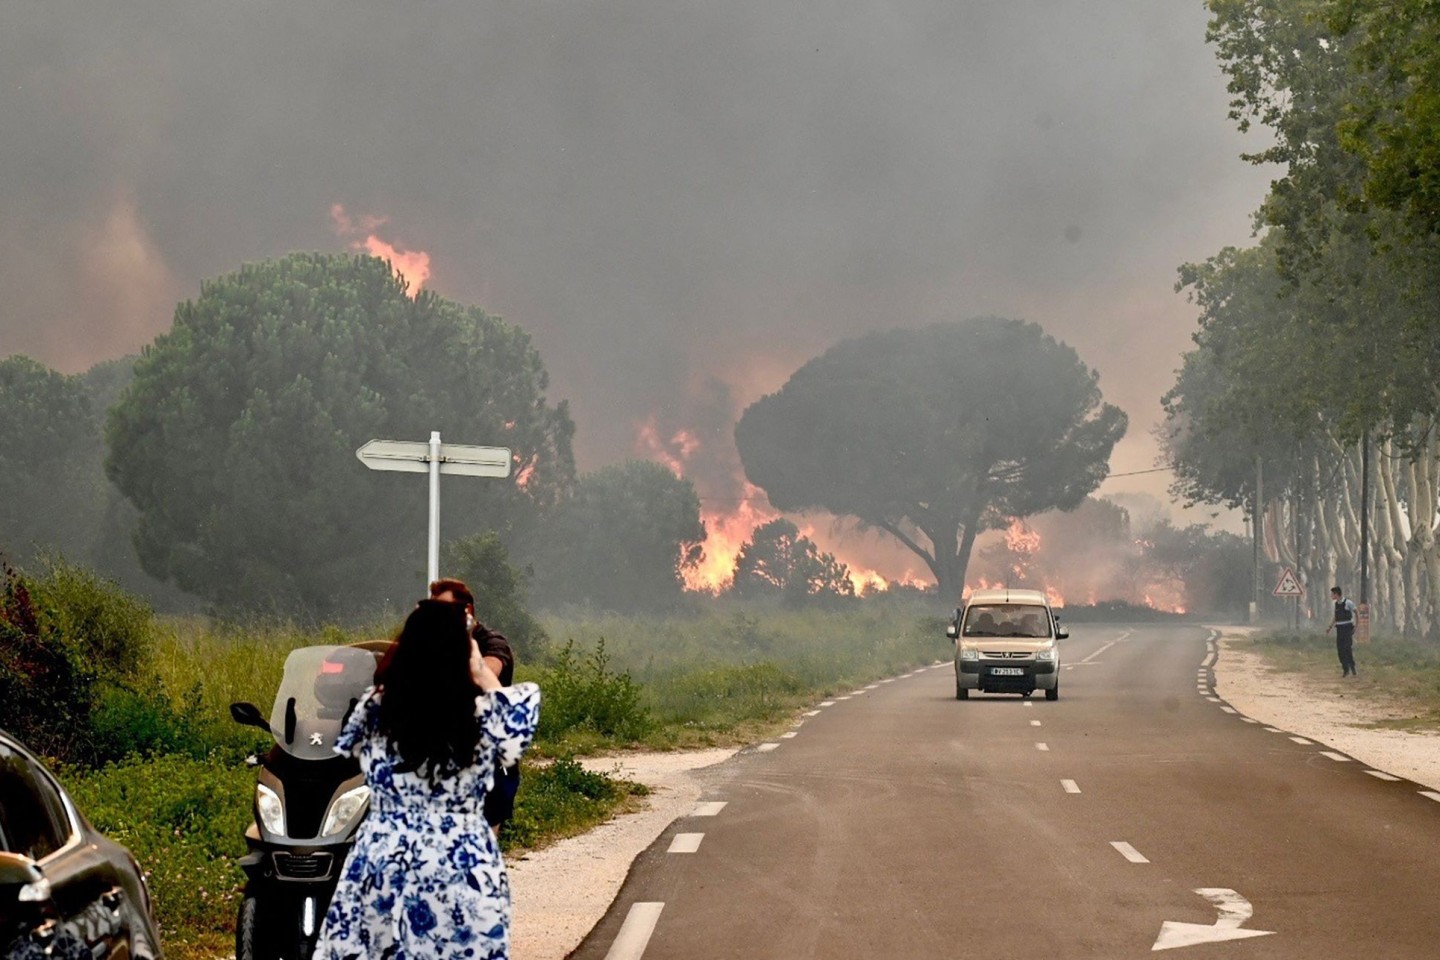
330 204 432 297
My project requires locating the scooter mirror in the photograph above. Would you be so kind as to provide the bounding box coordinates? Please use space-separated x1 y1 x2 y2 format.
230 701 272 733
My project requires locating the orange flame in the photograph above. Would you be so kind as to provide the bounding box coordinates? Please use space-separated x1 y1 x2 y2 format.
330 204 432 297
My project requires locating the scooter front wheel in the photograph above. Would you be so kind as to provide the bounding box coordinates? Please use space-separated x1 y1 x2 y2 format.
236 895 272 960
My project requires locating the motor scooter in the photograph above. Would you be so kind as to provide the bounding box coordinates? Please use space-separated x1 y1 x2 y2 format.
229 641 389 960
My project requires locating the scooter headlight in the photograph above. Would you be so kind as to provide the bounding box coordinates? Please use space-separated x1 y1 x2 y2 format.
321 785 371 839
256 784 286 837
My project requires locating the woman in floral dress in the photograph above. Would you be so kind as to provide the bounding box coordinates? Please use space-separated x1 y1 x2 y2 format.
315 600 541 960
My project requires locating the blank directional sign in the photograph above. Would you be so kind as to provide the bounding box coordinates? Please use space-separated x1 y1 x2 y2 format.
356 439 512 478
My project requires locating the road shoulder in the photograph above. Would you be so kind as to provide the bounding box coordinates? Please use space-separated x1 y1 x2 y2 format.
1212 627 1440 791
508 747 737 960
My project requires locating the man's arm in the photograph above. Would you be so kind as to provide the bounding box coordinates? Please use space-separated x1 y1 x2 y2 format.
474 627 515 685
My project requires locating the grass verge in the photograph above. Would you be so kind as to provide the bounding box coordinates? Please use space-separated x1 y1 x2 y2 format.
1244 630 1440 730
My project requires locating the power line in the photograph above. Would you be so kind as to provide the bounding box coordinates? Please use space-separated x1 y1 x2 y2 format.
695 465 1173 501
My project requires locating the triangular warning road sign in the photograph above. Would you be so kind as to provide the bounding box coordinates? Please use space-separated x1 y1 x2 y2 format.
1272 567 1303 597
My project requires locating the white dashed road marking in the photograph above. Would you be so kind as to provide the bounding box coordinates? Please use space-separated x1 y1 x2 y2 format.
1061 779 1081 793
667 833 704 853
1220 706 1237 714
1420 791 1440 803
692 802 727 817
756 743 779 752
1023 701 1033 709
1206 697 1222 703
820 701 835 707
1289 737 1312 745
1036 743 1050 752
1030 720 1042 727
1366 770 1400 781
604 902 664 960
1241 718 1258 724
1110 841 1150 863
781 731 798 739
1264 727 1282 733
803 710 820 717
1320 751 1351 762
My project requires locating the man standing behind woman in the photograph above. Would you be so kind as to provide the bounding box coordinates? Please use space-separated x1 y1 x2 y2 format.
314 599 540 959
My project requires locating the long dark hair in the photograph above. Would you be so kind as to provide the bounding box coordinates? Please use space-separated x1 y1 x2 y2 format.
374 600 481 778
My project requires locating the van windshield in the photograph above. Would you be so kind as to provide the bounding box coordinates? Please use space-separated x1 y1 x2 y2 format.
962 604 1051 638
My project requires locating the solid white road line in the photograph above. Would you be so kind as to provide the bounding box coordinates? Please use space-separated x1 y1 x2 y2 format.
1321 751 1351 762
604 902 665 960
781 731 798 739
667 833 704 853
1061 779 1081 793
756 743 779 752
1110 841 1150 864
1420 791 1440 802
1080 641 1116 664
1036 743 1050 752
1366 770 1400 781
692 801 727 817
1289 736 1312 745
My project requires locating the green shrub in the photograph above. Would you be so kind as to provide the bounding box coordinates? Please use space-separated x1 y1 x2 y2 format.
63 755 254 948
533 639 654 745
503 757 646 850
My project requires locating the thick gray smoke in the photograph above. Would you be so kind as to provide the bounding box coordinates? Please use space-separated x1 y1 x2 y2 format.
0 1 1270 520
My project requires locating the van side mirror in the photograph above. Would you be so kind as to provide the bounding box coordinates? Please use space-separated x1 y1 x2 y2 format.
1056 628 1069 640
945 624 958 641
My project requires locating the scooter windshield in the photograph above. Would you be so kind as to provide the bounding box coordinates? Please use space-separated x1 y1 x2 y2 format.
268 645 379 760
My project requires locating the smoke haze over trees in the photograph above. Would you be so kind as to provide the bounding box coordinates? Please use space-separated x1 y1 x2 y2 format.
0 0 1271 514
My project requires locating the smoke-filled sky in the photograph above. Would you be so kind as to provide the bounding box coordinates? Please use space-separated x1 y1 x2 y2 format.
2 1 1270 538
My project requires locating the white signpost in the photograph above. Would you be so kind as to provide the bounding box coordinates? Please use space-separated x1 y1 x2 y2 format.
1273 566 1304 630
356 432 512 587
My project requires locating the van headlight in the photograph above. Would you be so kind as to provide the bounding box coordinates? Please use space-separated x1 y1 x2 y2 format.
256 784 286 836
321 785 371 838
1036 646 1056 661
959 648 979 661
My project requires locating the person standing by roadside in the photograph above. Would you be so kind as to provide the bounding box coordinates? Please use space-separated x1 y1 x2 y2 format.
314 599 540 959
1326 585 1358 677
429 577 522 834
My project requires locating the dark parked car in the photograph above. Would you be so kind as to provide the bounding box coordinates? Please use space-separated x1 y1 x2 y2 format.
0 730 161 959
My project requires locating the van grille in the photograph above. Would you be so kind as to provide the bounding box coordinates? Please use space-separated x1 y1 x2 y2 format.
982 651 1033 660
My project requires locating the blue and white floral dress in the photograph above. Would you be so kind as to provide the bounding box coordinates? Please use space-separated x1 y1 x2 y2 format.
315 682 541 960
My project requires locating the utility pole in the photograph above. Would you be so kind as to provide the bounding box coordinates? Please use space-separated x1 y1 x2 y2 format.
1359 430 1371 642
1251 455 1264 624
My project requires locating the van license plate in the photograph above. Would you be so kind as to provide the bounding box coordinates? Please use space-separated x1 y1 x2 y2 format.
990 667 1025 676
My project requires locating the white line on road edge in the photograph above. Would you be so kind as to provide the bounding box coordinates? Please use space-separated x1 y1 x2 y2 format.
1061 779 1081 793
1264 727 1282 733
1420 791 1440 802
781 731 798 739
879 678 895 683
604 902 664 960
1080 641 1116 664
667 833 704 853
850 690 867 696
803 710 820 717
691 802 727 817
1206 697 1222 703
1241 717 1258 724
1220 706 1237 714
756 743 779 752
864 684 878 690
1110 841 1150 863
1289 736 1312 745
837 696 852 701
1036 743 1050 751
820 701 835 707
1320 751 1351 762
1366 770 1400 781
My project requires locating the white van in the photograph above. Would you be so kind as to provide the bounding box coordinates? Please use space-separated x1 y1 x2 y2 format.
946 588 1067 700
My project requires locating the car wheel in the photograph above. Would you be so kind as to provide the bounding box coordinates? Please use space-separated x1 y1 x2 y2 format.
1046 683 1059 702
955 684 969 700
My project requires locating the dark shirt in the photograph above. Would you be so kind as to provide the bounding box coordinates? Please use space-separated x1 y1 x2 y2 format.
474 625 514 686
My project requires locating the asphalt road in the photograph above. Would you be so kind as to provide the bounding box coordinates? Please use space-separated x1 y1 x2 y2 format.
567 624 1440 960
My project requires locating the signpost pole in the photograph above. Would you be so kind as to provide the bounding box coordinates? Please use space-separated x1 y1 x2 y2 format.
427 431 442 586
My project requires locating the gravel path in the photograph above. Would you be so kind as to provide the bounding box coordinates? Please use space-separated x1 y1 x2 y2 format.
1213 627 1440 791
